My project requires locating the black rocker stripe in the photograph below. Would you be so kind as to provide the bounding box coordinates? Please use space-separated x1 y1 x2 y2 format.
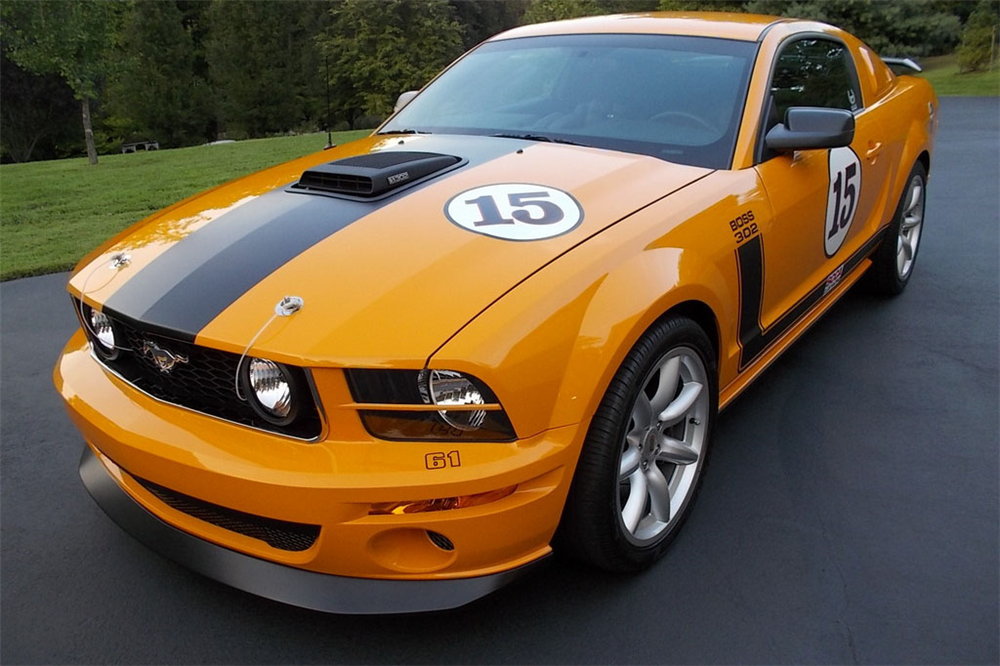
736 227 888 371
103 136 526 341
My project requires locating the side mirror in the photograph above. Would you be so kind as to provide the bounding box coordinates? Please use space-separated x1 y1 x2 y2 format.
765 107 855 152
394 90 418 113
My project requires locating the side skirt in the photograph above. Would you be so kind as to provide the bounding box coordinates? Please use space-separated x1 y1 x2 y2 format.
718 228 887 410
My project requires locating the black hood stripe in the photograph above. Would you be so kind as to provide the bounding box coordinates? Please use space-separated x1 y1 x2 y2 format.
103 136 525 341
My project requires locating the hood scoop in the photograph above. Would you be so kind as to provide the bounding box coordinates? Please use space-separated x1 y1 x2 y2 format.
291 151 463 200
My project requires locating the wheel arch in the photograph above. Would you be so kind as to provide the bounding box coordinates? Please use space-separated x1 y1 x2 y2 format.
917 150 930 177
557 251 731 435
657 299 721 366
888 78 935 213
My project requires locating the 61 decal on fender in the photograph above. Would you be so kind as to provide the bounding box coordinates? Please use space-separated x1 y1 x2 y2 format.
825 147 862 257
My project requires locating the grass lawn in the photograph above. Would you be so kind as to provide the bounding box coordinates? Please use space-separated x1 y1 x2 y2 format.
0 130 370 280
917 53 1000 96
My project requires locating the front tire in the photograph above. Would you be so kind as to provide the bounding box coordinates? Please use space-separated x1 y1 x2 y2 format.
867 161 927 296
558 315 718 572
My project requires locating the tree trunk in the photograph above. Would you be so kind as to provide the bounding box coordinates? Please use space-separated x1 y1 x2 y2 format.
23 132 42 163
81 97 98 165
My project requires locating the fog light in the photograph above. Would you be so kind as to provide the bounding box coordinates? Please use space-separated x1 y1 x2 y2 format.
369 485 517 515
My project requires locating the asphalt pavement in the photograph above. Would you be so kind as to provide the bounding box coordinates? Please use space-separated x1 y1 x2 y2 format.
1 97 997 665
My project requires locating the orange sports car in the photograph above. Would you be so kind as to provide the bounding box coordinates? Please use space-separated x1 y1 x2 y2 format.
55 12 936 613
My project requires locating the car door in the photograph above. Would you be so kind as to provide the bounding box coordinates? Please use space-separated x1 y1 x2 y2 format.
749 36 889 349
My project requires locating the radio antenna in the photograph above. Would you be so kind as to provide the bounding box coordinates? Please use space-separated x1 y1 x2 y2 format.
324 55 333 149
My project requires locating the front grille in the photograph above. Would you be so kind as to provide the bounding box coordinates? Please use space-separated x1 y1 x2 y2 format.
134 474 320 552
79 300 322 439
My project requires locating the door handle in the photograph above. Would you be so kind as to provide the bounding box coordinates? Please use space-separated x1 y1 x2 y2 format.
865 140 883 163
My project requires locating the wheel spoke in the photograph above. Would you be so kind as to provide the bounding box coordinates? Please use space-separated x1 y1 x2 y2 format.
622 472 647 533
619 448 641 480
631 393 652 428
657 435 699 465
658 381 702 426
649 357 680 414
901 214 921 230
646 466 672 522
902 235 914 260
905 183 922 215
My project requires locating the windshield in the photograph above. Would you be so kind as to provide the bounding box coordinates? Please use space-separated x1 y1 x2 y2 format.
382 34 757 169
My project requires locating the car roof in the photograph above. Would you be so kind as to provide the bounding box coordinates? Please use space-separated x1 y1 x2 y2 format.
491 12 789 43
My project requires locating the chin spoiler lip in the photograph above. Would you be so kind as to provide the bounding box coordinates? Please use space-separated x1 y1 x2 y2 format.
78 446 550 614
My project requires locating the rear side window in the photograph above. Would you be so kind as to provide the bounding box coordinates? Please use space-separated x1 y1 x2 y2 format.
770 38 861 122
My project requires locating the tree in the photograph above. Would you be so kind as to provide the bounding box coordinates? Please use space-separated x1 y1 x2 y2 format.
0 50 79 162
104 1 211 148
319 0 465 125
205 0 326 139
746 0 962 56
522 0 658 24
449 0 529 48
1 0 124 164
658 0 747 12
957 0 999 73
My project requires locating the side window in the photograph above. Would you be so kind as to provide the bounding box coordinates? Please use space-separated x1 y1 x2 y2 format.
770 38 861 124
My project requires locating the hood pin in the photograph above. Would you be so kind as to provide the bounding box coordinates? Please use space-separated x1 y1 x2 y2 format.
109 252 131 270
275 295 304 316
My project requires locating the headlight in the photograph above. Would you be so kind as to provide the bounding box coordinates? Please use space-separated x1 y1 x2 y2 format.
89 309 116 351
79 302 118 360
346 369 516 441
241 357 299 425
422 370 486 431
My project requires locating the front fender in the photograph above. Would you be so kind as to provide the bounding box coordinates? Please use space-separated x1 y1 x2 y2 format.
428 171 759 439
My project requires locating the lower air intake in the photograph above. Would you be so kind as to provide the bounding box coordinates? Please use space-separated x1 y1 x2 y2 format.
426 530 455 551
134 475 320 552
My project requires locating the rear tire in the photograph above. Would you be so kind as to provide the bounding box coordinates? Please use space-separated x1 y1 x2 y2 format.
867 161 927 296
557 315 718 572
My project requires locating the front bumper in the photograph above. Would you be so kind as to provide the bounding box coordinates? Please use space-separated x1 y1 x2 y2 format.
79 446 549 613
56 330 581 612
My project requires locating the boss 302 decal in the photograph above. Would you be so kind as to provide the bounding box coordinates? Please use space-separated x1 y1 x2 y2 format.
445 184 584 241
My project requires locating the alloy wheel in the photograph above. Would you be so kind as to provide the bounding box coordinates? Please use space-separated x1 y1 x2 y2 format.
896 173 925 280
616 346 710 545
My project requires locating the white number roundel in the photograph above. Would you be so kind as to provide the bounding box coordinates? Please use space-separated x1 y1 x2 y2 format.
444 183 584 241
825 147 862 257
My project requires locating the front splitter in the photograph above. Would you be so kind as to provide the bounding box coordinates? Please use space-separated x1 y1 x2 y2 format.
78 446 549 614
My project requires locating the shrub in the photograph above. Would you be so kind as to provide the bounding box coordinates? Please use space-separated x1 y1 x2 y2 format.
957 1 999 73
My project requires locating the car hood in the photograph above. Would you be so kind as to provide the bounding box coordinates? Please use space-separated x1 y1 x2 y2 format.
70 134 711 366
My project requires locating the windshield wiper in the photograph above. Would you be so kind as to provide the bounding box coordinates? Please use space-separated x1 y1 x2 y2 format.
376 128 432 135
491 132 587 147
